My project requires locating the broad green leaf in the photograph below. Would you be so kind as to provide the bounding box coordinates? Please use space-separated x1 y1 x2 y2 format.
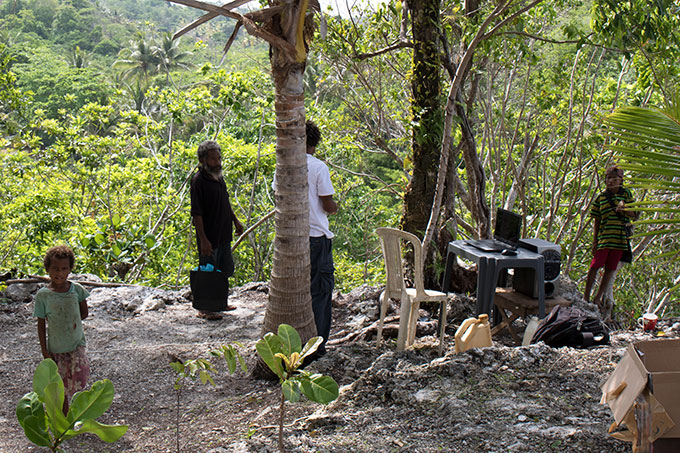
222 347 237 374
237 353 247 373
255 333 284 379
16 392 45 428
170 362 184 374
111 244 121 257
62 419 128 443
227 350 238 373
33 359 62 402
68 379 115 423
198 370 214 386
20 415 51 447
43 382 71 437
282 379 301 403
300 375 339 405
94 233 105 245
300 336 323 360
111 213 121 227
144 233 156 248
277 324 302 356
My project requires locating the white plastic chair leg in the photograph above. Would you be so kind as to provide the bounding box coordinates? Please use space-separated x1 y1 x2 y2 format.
406 300 420 347
376 291 388 347
438 301 447 355
396 297 412 351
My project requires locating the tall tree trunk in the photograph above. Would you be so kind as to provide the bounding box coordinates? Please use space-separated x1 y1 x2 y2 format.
402 0 442 285
264 49 317 342
164 0 318 379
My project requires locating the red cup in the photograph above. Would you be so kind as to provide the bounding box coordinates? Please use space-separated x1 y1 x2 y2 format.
637 313 658 331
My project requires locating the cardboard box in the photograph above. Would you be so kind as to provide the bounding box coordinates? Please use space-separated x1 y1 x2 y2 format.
601 338 680 443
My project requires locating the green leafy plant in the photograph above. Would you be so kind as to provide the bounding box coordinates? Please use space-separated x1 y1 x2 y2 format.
209 342 248 375
16 359 128 452
256 324 339 452
169 343 246 452
169 357 217 453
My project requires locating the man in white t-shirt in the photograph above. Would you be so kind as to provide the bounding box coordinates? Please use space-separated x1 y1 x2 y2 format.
306 121 337 356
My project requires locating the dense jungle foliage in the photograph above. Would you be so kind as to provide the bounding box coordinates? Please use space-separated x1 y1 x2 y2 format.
1 0 679 322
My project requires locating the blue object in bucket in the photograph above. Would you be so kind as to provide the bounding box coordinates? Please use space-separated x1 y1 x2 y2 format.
192 263 221 272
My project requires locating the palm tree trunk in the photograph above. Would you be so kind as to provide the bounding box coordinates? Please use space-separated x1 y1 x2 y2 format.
264 51 317 342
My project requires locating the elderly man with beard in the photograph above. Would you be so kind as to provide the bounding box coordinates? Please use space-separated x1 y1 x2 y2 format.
190 140 243 320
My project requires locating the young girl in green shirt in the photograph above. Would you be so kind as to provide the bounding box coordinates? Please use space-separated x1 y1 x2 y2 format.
33 245 90 415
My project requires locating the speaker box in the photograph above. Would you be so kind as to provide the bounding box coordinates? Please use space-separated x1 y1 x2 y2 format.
514 239 561 298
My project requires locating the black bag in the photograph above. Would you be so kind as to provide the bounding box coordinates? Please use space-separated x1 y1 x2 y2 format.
620 243 633 264
531 305 609 348
624 223 634 238
190 269 228 312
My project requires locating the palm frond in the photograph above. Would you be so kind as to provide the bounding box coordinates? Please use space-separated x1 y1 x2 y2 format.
603 95 680 274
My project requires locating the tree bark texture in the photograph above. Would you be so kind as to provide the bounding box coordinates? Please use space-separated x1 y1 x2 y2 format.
402 0 442 240
401 0 442 287
264 45 317 343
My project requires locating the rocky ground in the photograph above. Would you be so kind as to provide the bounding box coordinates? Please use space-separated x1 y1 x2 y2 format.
0 276 677 452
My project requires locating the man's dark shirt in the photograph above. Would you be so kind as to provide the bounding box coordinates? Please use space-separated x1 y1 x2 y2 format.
190 169 234 248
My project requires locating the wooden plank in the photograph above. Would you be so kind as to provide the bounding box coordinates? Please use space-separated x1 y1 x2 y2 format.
492 288 572 345
494 288 570 310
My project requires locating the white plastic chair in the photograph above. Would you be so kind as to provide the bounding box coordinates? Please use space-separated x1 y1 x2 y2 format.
376 227 448 354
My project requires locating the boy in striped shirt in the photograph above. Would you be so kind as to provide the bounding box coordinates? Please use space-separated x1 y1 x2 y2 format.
583 166 637 314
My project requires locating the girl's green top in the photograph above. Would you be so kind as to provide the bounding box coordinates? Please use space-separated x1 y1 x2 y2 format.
33 281 89 354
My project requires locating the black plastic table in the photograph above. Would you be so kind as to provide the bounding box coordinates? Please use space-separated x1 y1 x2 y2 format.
441 240 546 319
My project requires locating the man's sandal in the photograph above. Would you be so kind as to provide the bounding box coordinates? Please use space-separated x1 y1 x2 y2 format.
197 312 223 320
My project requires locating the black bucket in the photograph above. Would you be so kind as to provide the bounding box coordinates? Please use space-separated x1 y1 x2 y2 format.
190 270 228 312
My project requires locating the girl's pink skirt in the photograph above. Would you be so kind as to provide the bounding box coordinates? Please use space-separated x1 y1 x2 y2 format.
53 345 90 397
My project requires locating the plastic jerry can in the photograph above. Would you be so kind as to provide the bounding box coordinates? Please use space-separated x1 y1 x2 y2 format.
454 314 493 353
522 316 541 346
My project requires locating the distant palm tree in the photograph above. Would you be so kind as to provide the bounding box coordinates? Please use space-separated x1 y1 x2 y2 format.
113 33 160 82
152 32 194 83
69 46 87 68
124 78 149 113
604 95 680 260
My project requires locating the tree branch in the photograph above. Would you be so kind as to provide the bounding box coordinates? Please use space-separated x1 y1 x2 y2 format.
165 0 297 57
5 277 134 288
231 210 275 251
172 0 253 39
355 40 413 60
480 0 543 41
